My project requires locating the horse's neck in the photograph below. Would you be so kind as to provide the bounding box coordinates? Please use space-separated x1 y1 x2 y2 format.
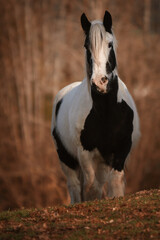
91 92 117 117
90 77 118 116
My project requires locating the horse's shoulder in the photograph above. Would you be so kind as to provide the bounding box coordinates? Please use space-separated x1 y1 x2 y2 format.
55 82 81 102
117 78 128 101
117 78 135 109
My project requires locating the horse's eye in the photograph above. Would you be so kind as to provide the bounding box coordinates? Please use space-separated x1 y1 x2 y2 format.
108 42 113 48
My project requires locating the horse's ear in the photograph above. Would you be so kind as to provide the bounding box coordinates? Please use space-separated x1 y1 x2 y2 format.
103 10 112 33
81 13 91 34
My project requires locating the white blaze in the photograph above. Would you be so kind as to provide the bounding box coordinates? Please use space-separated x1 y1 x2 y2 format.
89 21 114 93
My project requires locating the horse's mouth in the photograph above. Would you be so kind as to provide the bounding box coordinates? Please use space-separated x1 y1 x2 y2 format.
91 82 107 95
91 76 109 94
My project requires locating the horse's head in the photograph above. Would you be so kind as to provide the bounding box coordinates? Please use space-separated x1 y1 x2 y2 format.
81 11 117 94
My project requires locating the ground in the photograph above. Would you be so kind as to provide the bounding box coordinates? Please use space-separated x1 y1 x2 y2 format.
0 189 160 240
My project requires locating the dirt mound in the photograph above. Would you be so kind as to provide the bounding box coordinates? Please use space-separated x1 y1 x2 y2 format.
0 189 160 239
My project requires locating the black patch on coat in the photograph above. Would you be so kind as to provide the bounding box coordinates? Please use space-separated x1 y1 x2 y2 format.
106 46 116 74
52 128 79 170
86 49 92 79
84 35 93 79
80 75 133 172
55 99 63 118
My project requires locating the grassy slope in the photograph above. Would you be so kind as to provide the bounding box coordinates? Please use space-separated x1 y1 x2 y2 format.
0 189 160 240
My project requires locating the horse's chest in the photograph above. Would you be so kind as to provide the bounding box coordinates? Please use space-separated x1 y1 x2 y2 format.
80 100 133 160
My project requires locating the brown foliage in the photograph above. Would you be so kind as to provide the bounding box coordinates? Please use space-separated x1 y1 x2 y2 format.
0 189 160 239
0 0 160 210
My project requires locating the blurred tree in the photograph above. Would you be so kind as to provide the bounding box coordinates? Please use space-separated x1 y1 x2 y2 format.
144 0 151 33
0 0 69 210
150 0 160 33
144 0 160 33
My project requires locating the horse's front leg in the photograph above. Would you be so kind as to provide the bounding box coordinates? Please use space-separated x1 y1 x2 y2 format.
107 168 125 198
78 148 102 201
60 162 81 204
107 141 131 198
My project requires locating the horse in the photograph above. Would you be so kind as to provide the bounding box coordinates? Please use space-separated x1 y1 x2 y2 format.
51 10 140 204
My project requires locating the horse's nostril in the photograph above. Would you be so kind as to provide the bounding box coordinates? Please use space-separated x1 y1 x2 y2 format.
101 76 108 83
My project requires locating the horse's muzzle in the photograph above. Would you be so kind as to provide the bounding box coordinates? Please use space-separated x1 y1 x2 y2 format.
91 76 108 93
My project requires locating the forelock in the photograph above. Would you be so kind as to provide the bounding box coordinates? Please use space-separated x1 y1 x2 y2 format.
89 22 113 61
90 22 106 52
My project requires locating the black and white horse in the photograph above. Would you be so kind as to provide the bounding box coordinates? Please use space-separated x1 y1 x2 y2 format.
51 11 140 204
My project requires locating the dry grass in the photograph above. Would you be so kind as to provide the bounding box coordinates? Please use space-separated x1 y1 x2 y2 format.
0 189 160 240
